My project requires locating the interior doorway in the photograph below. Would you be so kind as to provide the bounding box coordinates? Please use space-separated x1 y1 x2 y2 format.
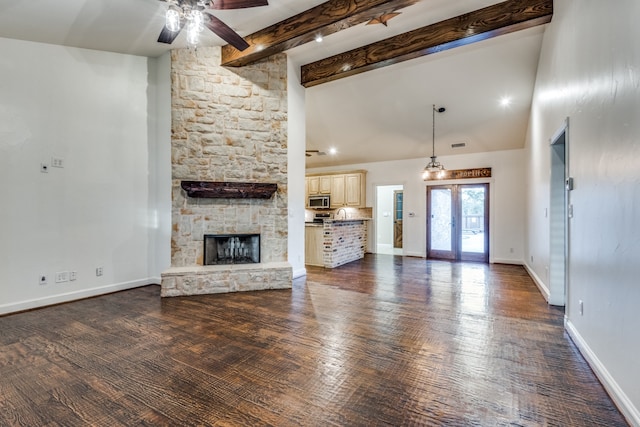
376 185 403 255
427 184 489 262
549 119 569 306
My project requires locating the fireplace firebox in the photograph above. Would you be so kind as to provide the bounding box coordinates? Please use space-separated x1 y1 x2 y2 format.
204 234 260 265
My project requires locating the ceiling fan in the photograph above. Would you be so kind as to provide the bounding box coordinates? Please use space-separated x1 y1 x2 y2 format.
306 150 326 157
157 0 268 51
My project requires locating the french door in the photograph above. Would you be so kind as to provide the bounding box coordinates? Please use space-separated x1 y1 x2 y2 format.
427 184 489 262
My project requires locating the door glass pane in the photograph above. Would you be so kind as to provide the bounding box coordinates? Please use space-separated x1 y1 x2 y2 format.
395 192 403 220
461 187 485 253
431 189 452 251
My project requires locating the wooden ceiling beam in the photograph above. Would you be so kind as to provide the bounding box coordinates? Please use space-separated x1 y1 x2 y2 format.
300 0 553 87
220 0 420 67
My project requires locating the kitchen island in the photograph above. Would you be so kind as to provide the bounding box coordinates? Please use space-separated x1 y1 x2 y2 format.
305 219 369 268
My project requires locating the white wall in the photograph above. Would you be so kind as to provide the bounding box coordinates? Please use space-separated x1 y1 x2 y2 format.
308 148 525 263
524 0 640 423
148 52 172 281
0 38 162 314
287 58 307 278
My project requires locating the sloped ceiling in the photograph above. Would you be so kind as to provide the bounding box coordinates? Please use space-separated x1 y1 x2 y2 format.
0 0 545 169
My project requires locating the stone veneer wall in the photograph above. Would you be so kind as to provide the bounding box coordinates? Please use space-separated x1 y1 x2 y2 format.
161 47 291 297
323 221 368 268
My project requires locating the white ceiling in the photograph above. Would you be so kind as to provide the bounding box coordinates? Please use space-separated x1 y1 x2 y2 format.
0 0 545 169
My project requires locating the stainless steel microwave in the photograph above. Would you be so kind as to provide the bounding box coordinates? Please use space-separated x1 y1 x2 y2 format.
308 195 330 208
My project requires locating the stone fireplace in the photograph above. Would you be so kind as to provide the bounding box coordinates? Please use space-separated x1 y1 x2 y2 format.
204 234 260 265
160 47 292 297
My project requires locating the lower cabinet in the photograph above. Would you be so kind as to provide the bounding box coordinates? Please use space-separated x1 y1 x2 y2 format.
305 226 324 266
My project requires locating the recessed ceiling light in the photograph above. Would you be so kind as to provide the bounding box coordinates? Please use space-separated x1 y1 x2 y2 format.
315 35 323 43
328 147 337 155
500 96 512 107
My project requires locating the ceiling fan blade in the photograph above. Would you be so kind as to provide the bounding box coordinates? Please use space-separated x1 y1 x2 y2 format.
209 0 268 10
204 13 250 51
157 25 182 44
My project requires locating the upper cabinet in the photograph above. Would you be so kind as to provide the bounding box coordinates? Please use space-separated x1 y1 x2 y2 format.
307 175 331 196
306 170 367 208
330 175 345 207
344 173 364 207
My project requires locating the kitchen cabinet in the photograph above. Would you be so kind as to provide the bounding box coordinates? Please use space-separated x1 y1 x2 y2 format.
330 175 345 207
330 172 365 208
345 173 364 207
306 170 367 208
307 176 319 196
307 175 331 196
305 225 324 266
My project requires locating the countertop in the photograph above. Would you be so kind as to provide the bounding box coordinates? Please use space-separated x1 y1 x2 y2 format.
305 218 371 226
326 218 371 222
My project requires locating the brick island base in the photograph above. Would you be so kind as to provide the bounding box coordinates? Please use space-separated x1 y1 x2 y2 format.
323 219 368 268
160 262 292 297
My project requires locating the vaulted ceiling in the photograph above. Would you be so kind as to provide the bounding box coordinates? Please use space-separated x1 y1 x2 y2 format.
0 0 550 168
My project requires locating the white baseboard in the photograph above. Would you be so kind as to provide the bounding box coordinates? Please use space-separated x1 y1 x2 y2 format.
292 268 307 280
523 262 550 303
491 258 523 265
149 276 162 285
0 278 153 316
403 251 425 258
565 319 640 427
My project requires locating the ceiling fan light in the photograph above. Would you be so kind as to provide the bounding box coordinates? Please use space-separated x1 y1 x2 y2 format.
189 10 204 32
166 7 181 32
186 25 200 47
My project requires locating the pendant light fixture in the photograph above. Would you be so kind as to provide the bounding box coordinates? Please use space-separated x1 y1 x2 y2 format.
422 104 446 179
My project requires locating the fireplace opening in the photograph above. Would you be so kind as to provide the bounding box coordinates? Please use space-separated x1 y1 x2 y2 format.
204 234 260 265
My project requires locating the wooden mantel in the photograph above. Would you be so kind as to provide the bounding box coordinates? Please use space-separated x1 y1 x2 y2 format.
180 181 277 199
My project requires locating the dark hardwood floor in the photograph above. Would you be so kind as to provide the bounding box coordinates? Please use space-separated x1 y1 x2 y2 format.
0 255 628 426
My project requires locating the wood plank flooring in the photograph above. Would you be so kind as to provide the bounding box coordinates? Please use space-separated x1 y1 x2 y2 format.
0 255 628 426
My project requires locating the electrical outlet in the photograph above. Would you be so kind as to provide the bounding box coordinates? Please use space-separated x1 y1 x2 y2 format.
40 163 49 173
96 267 103 277
69 271 77 281
579 300 584 315
530 255 534 263
55 271 69 283
39 275 48 285
51 157 65 168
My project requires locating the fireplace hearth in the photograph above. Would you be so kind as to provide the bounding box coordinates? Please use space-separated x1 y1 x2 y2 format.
204 234 260 265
